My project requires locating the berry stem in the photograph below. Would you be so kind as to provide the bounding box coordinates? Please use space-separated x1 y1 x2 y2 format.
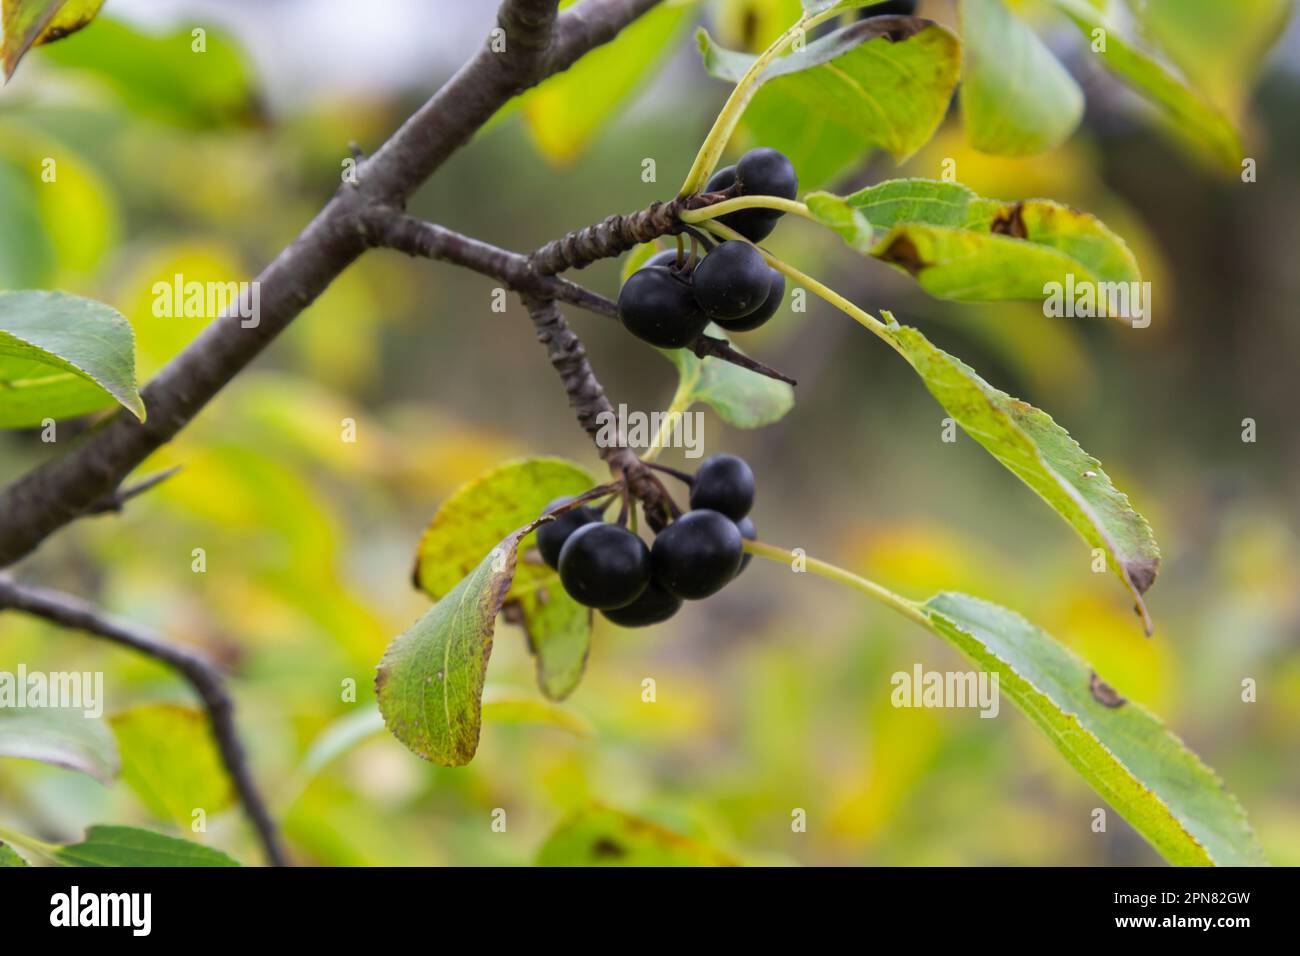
678 6 842 197
538 481 621 523
644 461 694 485
743 539 930 628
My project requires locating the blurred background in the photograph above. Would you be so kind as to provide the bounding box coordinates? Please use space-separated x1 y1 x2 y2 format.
1 0 1297 865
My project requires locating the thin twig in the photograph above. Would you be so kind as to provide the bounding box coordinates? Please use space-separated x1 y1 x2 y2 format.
692 336 797 386
83 466 183 516
0 574 289 867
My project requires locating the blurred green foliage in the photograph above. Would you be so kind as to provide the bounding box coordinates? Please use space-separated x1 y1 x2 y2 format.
0 1 1297 866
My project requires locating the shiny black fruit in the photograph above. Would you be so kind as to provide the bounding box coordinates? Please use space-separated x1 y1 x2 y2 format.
705 165 778 243
714 267 784 333
558 522 652 610
735 147 798 205
689 453 755 521
651 509 744 600
691 241 772 320
618 266 709 348
735 516 756 576
601 581 683 627
646 249 693 274
537 497 601 569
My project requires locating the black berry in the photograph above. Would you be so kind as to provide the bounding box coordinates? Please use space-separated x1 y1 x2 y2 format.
618 266 709 349
691 241 772 320
714 267 784 333
558 522 652 610
646 249 693 274
860 0 917 17
689 453 755 521
536 497 601 569
651 509 744 600
735 516 756 576
601 580 682 627
706 165 778 243
736 147 798 205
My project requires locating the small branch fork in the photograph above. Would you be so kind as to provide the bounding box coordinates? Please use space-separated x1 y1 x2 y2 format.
361 209 795 386
0 573 289 868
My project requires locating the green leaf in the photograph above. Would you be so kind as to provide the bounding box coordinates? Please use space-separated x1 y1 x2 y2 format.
293 692 589 798
1123 0 1292 115
1 0 104 80
381 521 547 766
803 192 874 253
413 457 598 700
519 0 689 164
39 17 262 129
882 316 1160 628
959 0 1084 156
697 18 961 188
661 330 794 429
109 703 235 827
808 179 1143 307
0 158 57 287
801 0 880 13
0 290 144 427
0 842 29 866
536 804 737 866
296 709 385 783
1044 0 1243 172
53 825 240 866
0 706 119 784
920 592 1265 866
481 687 595 739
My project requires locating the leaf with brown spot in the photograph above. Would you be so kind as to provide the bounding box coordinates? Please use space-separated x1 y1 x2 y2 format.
2 0 104 80
883 316 1161 630
1089 671 1127 708
806 179 1143 308
921 591 1264 865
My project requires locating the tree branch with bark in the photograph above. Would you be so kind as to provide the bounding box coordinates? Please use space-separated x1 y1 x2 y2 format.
0 0 783 866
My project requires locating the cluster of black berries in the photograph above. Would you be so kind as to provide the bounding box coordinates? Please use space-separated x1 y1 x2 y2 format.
537 454 758 627
618 148 798 349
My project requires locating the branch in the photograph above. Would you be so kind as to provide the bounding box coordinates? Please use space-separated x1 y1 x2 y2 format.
362 209 618 319
529 200 686 275
692 336 797 386
367 210 796 385
522 297 673 529
0 0 664 569
0 574 288 867
82 466 183 517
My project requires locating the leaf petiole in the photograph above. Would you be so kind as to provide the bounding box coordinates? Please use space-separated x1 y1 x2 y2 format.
744 539 929 628
678 6 843 196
